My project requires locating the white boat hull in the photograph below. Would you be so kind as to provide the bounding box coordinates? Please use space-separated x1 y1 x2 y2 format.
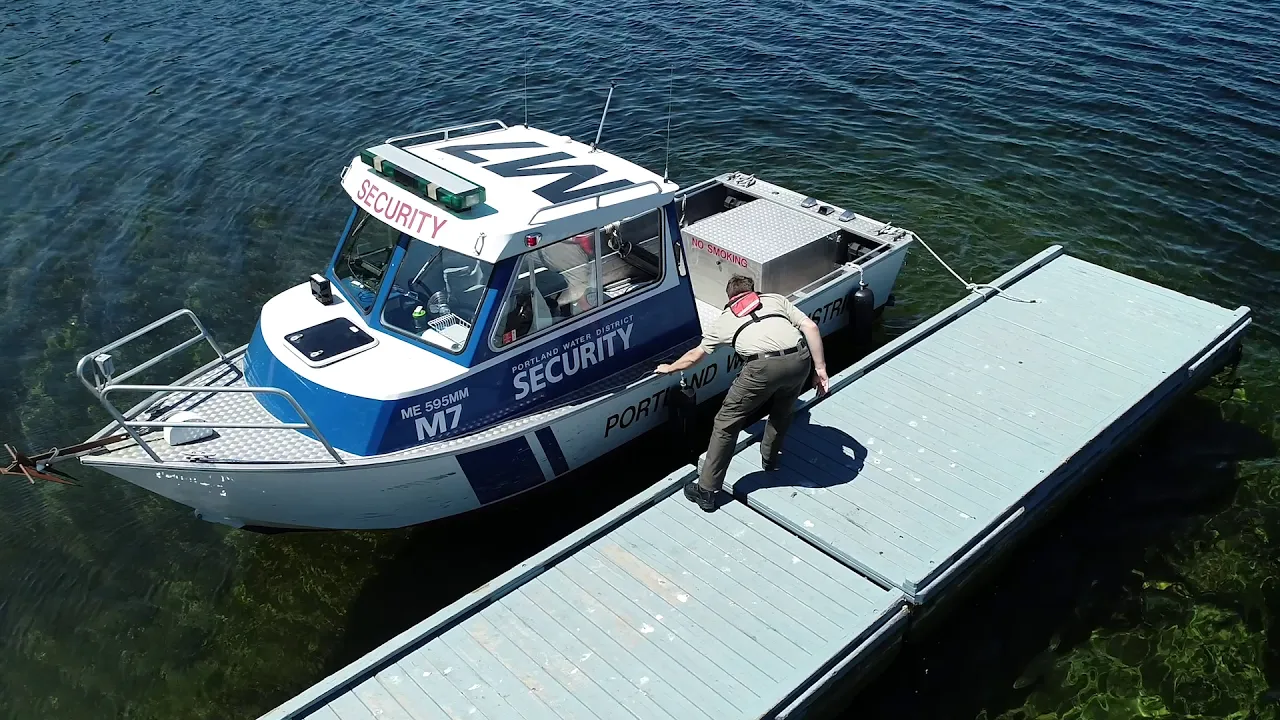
82 246 908 530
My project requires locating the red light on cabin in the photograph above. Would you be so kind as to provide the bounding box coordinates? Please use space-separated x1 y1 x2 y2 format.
525 233 540 247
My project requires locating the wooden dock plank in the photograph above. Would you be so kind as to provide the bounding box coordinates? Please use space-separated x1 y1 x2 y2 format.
947 319 1143 397
612 519 824 662
776 413 1003 520
854 366 1066 464
630 509 854 644
485 595 677 720
726 450 939 564
326 694 377 720
373 665 456 720
815 385 1039 499
757 434 974 545
737 434 968 547
533 569 744 718
555 550 762 705
783 394 1003 512
890 349 1096 437
1042 256 1231 329
572 544 789 688
770 419 998 552
990 293 1198 367
349 677 415 720
788 389 1008 512
403 643 521 720
467 608 647 720
646 499 879 628
509 583 714 720
657 498 880 622
662 495 885 606
978 295 1197 372
440 622 591 720
802 399 1024 501
915 333 1121 417
724 455 918 588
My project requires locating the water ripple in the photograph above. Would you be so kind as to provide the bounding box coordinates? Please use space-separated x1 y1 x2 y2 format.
1 0 1279 716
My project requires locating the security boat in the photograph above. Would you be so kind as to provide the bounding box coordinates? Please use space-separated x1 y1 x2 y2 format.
9 119 913 530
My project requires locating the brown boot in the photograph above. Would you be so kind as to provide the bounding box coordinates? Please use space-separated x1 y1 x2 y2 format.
683 481 717 512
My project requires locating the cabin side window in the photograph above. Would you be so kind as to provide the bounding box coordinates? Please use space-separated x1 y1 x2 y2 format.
600 208 664 302
491 231 601 348
333 210 400 313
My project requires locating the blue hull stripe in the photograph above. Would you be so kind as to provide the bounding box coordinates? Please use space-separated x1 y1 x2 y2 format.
457 436 546 505
535 428 570 477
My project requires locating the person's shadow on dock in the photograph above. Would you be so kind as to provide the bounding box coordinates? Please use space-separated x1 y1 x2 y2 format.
729 410 867 497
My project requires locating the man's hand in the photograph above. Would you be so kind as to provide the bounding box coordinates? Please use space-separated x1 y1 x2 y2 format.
798 319 830 396
814 365 830 396
655 346 707 376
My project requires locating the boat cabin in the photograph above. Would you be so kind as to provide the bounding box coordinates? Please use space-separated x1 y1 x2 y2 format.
243 121 703 456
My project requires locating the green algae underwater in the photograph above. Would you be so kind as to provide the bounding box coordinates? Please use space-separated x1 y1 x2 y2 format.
4 0 1280 716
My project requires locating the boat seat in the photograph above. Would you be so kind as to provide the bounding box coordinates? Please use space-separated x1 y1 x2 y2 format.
444 261 485 322
529 269 555 332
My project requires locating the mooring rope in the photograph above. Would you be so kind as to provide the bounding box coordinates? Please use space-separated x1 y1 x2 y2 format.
888 227 1041 304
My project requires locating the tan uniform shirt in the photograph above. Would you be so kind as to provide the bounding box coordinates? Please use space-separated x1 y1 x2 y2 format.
699 293 808 356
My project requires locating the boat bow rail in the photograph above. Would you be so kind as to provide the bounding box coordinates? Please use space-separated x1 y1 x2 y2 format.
74 309 344 465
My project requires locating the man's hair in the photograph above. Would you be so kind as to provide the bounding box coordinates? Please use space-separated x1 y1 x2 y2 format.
725 275 755 298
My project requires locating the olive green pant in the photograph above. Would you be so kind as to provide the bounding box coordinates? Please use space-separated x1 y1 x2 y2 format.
699 347 812 492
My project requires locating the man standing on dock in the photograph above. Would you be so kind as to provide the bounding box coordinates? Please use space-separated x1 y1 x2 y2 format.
656 275 829 512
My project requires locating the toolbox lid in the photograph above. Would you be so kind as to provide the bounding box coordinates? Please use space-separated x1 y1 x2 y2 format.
682 197 842 264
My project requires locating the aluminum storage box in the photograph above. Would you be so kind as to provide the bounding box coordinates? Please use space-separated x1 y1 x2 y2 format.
681 197 844 301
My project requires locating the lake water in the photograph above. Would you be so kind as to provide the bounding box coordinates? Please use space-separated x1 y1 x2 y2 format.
2 0 1278 717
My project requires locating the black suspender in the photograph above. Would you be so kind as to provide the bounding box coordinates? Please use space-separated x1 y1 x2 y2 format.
730 310 791 354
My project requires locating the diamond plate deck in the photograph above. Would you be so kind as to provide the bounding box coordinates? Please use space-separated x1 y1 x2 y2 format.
683 198 841 264
91 352 673 465
89 311 728 467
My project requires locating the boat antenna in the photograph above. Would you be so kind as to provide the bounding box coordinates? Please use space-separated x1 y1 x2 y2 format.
663 66 674 182
522 39 530 127
590 80 618 152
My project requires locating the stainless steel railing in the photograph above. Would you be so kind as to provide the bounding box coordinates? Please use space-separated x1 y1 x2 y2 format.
527 180 667 226
385 119 508 146
75 309 344 465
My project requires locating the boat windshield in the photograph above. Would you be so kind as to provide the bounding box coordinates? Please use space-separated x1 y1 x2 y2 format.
379 236 494 354
334 210 399 313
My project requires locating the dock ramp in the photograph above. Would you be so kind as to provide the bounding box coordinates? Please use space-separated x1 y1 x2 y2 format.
259 245 1249 720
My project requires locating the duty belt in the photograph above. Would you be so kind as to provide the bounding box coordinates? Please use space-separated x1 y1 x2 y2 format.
740 339 807 363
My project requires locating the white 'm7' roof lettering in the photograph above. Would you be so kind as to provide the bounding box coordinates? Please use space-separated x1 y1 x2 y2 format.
340 124 677 263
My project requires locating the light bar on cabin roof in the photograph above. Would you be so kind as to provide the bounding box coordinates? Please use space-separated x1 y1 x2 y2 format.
359 143 486 213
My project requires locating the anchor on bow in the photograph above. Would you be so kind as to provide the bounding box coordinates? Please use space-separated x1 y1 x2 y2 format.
2 434 128 485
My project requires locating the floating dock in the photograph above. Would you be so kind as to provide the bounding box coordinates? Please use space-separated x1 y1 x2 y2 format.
259 246 1250 720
